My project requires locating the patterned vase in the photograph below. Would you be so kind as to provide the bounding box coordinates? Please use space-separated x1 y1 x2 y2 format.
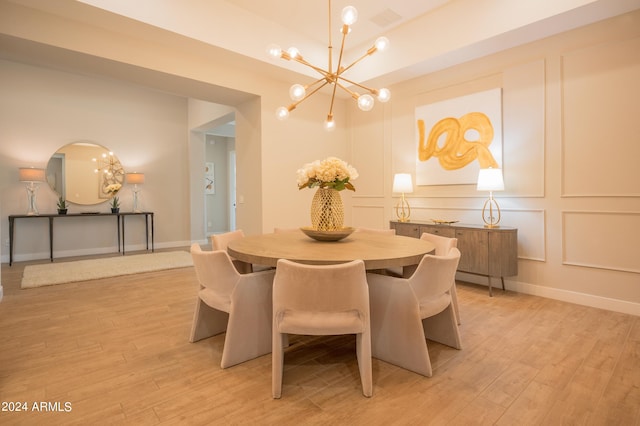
311 188 344 231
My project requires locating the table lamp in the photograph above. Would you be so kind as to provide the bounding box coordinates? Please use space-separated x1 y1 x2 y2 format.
477 167 504 228
126 172 145 213
392 173 413 222
19 167 46 216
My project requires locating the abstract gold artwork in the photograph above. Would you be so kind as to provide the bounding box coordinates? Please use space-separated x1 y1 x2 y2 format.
415 88 502 185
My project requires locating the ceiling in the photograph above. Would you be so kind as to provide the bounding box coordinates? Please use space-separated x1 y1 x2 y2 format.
224 0 453 48
1 0 639 104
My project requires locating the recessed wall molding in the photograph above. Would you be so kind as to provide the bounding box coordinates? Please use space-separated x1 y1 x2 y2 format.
562 210 640 274
560 37 640 198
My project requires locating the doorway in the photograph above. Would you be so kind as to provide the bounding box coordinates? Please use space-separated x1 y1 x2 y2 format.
204 120 236 235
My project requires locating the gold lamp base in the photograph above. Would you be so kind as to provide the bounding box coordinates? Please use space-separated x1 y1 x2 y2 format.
395 194 411 223
481 192 501 228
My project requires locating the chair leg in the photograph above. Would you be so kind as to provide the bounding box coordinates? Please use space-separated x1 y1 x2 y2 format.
189 299 228 343
356 331 373 397
422 304 462 350
450 283 461 325
272 331 286 399
368 277 433 377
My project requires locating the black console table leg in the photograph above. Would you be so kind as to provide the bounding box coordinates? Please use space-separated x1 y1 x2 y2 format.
49 217 54 262
9 217 14 266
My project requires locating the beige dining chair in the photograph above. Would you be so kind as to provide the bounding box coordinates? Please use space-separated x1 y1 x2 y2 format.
366 247 462 377
272 259 372 398
210 230 253 274
189 243 276 368
418 232 461 324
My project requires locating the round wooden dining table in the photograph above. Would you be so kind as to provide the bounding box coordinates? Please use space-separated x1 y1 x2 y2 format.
227 230 435 270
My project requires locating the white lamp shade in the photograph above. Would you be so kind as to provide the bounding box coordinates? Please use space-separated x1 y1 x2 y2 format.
477 168 504 191
392 173 413 193
126 172 145 185
19 167 45 182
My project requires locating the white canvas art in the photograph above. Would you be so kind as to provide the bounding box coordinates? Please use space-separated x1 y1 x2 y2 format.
205 162 215 194
415 88 503 185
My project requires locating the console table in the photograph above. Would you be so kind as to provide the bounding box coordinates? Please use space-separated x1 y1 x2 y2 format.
390 220 518 296
8 212 154 266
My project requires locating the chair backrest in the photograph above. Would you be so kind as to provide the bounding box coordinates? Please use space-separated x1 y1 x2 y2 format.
355 227 396 235
420 232 457 256
210 229 246 251
273 259 369 315
408 247 461 302
190 243 240 295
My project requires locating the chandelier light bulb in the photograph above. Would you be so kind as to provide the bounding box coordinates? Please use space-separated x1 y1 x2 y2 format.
287 47 300 59
357 94 374 111
266 44 282 59
375 37 389 52
276 106 290 120
289 84 306 101
341 6 358 25
324 115 336 131
377 88 391 102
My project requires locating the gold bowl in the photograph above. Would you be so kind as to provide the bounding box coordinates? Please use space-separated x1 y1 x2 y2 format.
300 226 355 242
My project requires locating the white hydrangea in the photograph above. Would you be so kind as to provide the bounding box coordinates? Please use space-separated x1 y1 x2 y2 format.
297 157 358 191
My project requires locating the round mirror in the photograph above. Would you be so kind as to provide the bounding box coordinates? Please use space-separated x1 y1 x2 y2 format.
46 142 125 205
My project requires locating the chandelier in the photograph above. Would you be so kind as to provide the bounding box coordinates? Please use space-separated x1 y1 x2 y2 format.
93 151 125 190
268 0 391 131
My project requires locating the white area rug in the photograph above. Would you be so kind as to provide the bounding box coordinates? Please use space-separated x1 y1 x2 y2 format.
21 251 193 289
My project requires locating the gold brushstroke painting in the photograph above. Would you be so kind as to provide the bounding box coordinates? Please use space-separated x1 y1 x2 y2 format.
416 89 502 185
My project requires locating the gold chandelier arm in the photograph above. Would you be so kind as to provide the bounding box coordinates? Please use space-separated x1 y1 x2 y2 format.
338 46 378 76
290 56 331 78
334 81 359 98
336 76 377 94
288 80 331 111
327 28 350 116
328 0 333 74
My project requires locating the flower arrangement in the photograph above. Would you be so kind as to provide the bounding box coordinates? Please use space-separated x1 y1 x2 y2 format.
106 183 121 209
296 157 358 191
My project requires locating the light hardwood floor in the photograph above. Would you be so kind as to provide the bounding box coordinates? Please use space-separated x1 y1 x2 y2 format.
0 250 638 425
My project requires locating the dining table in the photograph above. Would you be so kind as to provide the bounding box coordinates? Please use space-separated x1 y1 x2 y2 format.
226 229 435 270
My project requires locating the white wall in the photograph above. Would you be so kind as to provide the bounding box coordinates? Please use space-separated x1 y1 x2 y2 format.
349 10 640 314
0 60 191 260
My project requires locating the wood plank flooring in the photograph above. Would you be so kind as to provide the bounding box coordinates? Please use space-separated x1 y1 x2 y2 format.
0 250 638 425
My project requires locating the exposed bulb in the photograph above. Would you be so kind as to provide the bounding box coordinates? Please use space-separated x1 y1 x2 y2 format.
357 94 374 111
375 37 389 52
341 6 358 25
287 47 300 59
324 116 336 131
377 88 391 103
289 84 306 101
266 44 282 59
276 106 290 120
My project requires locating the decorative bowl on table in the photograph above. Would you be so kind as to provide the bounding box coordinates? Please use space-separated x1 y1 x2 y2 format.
300 226 355 242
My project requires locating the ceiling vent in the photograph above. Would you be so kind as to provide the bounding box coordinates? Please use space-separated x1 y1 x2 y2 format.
369 8 403 28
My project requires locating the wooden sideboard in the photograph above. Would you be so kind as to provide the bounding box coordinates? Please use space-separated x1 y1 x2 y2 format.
390 220 518 296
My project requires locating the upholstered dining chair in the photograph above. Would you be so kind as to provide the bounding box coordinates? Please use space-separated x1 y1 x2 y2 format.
272 259 372 398
210 229 253 274
366 247 462 377
189 243 276 368
418 232 461 325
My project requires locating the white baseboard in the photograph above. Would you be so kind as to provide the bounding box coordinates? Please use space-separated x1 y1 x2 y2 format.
0 240 192 264
456 272 640 316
